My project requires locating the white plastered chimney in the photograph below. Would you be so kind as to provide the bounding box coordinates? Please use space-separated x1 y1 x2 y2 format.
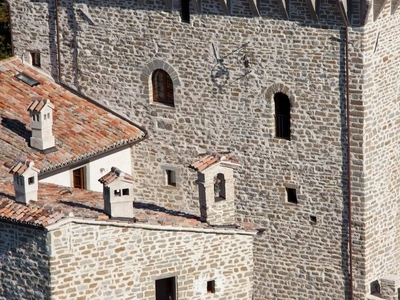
27 98 55 151
9 160 39 205
98 167 135 218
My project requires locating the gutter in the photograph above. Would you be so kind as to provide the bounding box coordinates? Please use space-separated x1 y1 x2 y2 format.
336 2 353 300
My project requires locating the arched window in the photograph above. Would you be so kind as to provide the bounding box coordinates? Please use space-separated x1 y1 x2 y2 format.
214 173 226 201
152 69 174 106
274 92 291 140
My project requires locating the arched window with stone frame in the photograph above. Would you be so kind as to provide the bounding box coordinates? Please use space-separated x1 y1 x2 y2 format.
152 69 174 106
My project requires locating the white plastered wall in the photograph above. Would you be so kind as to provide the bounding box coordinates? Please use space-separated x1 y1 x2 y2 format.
40 148 132 192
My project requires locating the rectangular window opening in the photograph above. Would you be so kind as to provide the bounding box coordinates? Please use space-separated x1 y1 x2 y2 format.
114 189 122 197
310 215 317 223
166 169 176 187
286 187 297 204
181 0 190 23
122 188 130 196
207 280 215 294
156 277 176 300
72 167 85 189
30 52 41 68
28 176 35 185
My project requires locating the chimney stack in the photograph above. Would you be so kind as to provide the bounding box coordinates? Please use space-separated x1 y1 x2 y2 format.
98 167 135 218
27 98 55 151
9 160 39 205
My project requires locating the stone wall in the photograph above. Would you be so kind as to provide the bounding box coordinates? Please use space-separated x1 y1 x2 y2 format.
0 222 50 300
8 0 400 299
362 1 400 296
48 220 254 299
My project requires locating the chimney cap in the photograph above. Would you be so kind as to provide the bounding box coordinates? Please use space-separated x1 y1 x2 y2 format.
27 98 54 113
98 167 134 186
9 160 39 176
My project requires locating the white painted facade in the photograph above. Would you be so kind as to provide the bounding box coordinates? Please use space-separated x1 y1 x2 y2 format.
40 148 132 192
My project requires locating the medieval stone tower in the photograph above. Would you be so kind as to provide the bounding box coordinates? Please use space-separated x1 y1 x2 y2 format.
6 0 400 299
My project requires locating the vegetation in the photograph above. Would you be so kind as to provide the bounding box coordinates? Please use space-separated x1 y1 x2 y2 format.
0 1 11 60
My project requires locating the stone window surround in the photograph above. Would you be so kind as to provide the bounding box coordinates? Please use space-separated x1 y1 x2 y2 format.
265 83 296 140
161 165 179 187
141 59 182 108
283 183 300 204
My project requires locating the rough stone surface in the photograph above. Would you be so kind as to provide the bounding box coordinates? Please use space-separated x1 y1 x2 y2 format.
5 0 400 299
48 221 254 299
0 223 50 300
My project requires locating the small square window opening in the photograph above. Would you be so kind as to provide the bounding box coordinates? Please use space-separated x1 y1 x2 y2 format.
310 215 317 223
207 280 215 294
114 189 122 196
166 169 176 186
286 187 297 204
122 188 130 196
28 176 35 185
31 52 41 68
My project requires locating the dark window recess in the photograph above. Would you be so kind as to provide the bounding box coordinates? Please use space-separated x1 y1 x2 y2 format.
310 215 317 223
31 52 41 67
166 170 176 186
214 173 226 201
73 167 85 189
274 92 291 140
207 280 215 294
286 187 297 204
28 176 34 185
152 69 174 106
114 189 121 196
122 188 130 196
156 277 176 300
15 73 40 87
181 0 190 23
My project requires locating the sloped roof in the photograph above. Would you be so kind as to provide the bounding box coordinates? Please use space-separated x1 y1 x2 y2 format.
0 56 145 174
189 151 240 172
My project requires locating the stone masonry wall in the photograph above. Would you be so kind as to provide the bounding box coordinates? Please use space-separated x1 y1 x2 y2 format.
362 1 400 296
0 222 50 300
48 220 254 299
7 0 373 299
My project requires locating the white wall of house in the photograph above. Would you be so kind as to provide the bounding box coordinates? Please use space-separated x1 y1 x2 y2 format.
40 148 132 192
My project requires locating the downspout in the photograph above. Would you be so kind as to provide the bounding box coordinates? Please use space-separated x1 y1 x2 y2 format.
55 0 62 82
336 1 353 300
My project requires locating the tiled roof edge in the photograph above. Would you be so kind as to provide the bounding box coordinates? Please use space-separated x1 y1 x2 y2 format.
0 215 45 229
40 133 145 174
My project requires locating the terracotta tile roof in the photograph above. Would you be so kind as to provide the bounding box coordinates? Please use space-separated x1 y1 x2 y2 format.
189 151 240 172
0 56 145 174
98 167 135 186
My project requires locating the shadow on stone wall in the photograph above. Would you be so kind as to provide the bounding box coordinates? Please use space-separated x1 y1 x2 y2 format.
0 222 50 299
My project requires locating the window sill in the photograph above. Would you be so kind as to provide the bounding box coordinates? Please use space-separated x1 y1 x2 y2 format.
150 102 175 109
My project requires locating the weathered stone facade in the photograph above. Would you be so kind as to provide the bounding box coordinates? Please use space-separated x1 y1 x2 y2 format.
0 223 50 300
6 0 400 299
47 220 254 299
